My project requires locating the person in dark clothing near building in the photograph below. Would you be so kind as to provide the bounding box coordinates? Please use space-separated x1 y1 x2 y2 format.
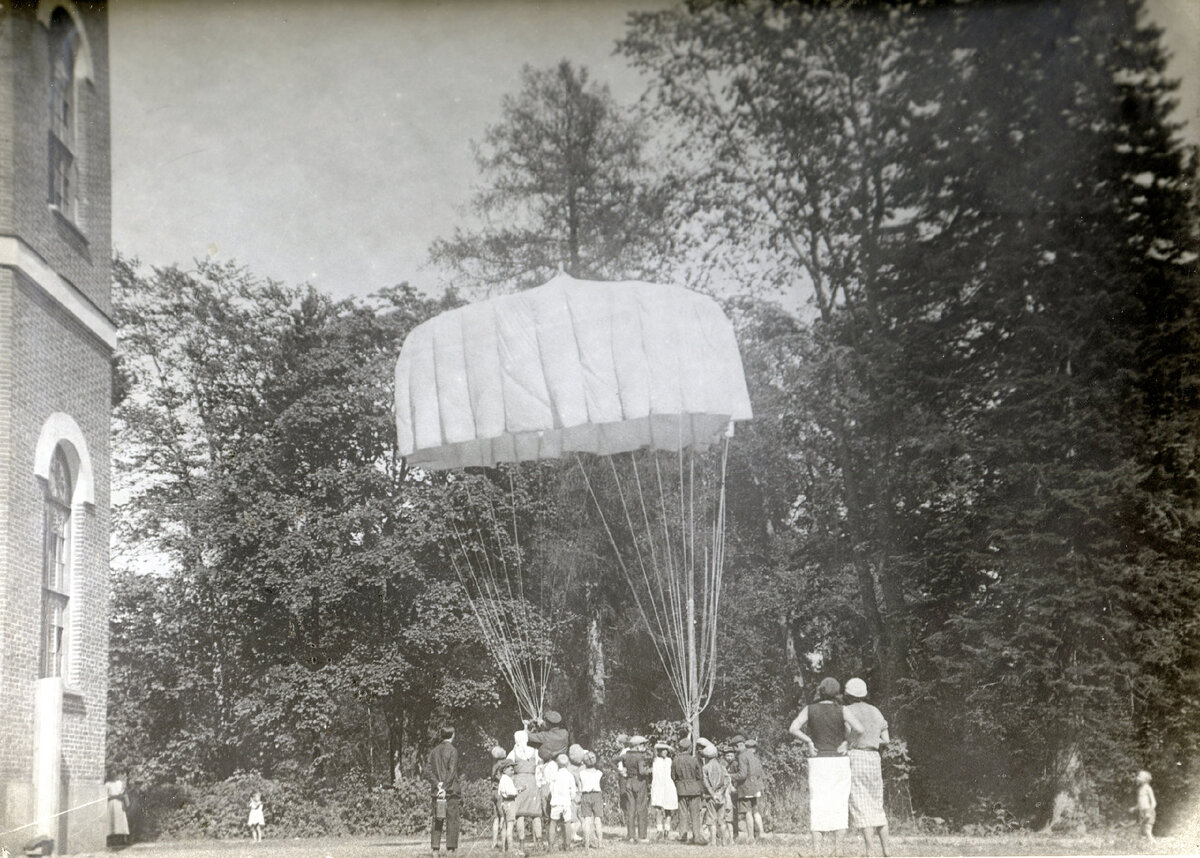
672 738 708 845
426 726 461 854
526 710 569 763
623 735 652 842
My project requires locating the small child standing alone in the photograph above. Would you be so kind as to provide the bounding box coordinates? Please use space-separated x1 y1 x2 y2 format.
247 791 265 842
1134 770 1156 843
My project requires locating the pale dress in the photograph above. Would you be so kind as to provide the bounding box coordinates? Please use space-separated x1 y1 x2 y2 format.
105 780 129 837
650 756 678 811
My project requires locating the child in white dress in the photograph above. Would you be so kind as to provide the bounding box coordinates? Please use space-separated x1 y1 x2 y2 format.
650 743 678 839
247 792 265 841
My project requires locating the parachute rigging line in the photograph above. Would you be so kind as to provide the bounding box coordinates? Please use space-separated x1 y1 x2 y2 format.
574 437 731 729
445 474 552 722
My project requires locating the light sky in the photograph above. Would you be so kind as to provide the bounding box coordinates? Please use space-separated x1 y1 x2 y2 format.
109 0 1200 303
109 0 655 299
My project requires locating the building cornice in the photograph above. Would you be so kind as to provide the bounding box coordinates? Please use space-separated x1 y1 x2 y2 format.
0 235 116 350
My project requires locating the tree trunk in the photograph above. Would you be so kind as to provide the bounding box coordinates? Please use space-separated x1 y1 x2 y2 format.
1041 742 1091 833
587 611 606 736
387 705 404 786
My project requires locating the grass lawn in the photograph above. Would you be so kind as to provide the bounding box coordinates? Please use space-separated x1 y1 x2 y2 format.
72 828 1198 858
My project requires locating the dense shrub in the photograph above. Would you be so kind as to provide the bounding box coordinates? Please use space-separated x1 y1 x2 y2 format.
132 773 495 841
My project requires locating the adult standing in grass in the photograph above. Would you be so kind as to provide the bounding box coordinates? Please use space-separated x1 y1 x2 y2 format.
844 677 891 856
790 678 864 856
105 770 130 849
508 730 543 850
426 725 460 854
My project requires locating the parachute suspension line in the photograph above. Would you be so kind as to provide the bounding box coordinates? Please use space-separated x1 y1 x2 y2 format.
488 472 543 715
486 476 551 720
632 452 691 712
687 446 700 736
698 436 732 715
448 479 549 722
652 453 691 710
448 519 543 721
474 483 537 702
641 454 686 693
574 454 686 712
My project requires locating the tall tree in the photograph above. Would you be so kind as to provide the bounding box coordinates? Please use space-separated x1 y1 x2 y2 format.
429 60 675 290
109 257 499 786
622 0 1200 825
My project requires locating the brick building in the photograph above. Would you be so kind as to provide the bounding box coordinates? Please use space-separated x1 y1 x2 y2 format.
0 1 113 853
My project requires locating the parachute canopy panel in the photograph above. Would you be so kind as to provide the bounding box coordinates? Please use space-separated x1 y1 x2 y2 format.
395 274 753 470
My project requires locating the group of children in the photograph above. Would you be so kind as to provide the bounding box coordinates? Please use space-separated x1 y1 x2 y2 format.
625 733 765 847
239 745 1161 848
486 730 767 853
490 742 604 852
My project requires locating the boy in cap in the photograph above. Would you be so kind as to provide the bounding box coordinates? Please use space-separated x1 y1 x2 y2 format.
672 738 706 844
497 760 520 852
624 735 652 842
702 741 731 845
725 737 743 840
735 739 766 842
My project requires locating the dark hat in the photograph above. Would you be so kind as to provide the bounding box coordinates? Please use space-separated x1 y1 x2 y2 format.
502 760 516 771
544 710 562 725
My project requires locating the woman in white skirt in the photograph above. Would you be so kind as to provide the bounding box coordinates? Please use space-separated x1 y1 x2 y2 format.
790 678 864 856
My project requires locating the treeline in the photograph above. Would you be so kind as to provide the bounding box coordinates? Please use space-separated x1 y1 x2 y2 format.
109 0 1200 834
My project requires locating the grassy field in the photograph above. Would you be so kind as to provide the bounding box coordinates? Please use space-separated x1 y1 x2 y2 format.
73 829 1198 858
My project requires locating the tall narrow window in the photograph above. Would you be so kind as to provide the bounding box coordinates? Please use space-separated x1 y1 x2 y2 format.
47 8 79 221
41 446 72 679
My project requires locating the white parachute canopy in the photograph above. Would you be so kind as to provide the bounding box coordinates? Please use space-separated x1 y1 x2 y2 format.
394 273 752 468
394 273 753 731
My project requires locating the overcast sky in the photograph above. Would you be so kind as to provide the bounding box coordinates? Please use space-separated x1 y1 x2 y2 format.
109 0 1200 303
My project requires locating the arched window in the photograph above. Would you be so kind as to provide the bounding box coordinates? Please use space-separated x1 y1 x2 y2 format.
47 7 80 222
41 445 72 679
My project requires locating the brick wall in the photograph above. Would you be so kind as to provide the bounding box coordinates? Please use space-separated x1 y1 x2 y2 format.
0 2 112 853
8 2 112 316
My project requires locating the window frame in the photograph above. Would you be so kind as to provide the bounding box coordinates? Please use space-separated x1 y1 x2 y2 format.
40 446 73 681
